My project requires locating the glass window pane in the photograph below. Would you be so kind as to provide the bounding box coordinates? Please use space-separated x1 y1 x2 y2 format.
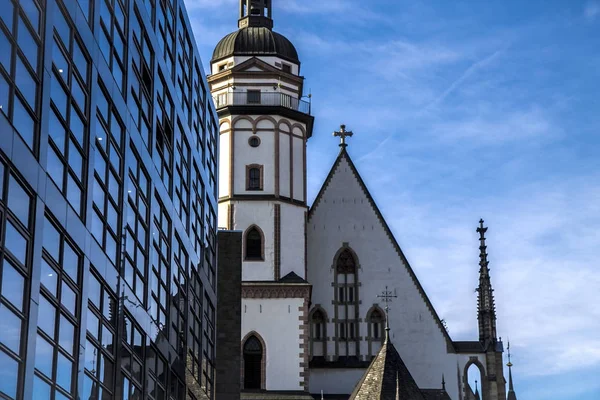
20 0 40 34
62 241 79 281
17 17 38 68
72 78 86 110
48 108 66 151
58 314 75 355
33 375 51 399
87 273 101 308
0 30 12 72
34 334 53 377
0 350 19 398
66 174 81 214
0 162 4 199
0 2 13 32
43 218 61 262
12 96 35 150
61 281 76 315
0 72 10 117
40 258 58 296
38 295 56 337
15 57 36 109
1 261 25 310
70 109 85 146
47 146 65 187
73 40 88 82
0 305 21 354
68 140 83 179
5 220 28 264
8 175 31 227
50 74 68 119
56 352 73 391
52 4 69 45
87 311 99 338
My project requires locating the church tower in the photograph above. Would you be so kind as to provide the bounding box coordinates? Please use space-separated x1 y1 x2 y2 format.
209 0 314 394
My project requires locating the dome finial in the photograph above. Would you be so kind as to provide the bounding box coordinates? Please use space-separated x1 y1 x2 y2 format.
239 0 274 29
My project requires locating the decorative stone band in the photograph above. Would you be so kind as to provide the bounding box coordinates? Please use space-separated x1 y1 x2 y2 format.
242 282 312 299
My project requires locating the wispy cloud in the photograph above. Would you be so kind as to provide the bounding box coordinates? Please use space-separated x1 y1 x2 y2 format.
584 2 600 21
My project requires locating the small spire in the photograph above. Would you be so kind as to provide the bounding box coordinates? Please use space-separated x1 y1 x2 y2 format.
507 341 518 400
442 374 446 391
396 371 401 400
474 380 480 400
377 286 397 344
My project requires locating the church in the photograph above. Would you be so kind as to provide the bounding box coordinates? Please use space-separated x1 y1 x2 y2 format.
208 1 519 399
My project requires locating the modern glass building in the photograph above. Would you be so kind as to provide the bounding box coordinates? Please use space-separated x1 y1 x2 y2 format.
0 0 219 399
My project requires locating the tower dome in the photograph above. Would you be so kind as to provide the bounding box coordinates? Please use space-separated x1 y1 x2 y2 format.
212 27 299 63
212 0 299 64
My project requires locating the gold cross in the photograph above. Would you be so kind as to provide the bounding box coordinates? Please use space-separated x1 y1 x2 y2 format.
333 124 353 147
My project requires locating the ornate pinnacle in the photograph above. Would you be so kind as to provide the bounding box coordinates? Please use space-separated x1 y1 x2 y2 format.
377 286 397 343
476 219 497 344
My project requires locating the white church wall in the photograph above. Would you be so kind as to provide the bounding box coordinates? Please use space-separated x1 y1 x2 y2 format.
307 156 460 399
242 298 305 391
292 135 304 202
309 369 365 395
280 203 306 279
278 132 291 198
219 129 231 197
234 201 275 281
233 121 276 195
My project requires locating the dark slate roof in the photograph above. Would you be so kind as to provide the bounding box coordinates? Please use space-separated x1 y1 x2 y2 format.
212 27 299 63
241 390 315 400
348 338 425 400
452 341 485 353
278 271 309 284
420 389 452 400
309 148 455 353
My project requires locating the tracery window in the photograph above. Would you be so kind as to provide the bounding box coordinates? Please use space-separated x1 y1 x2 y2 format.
334 248 360 357
243 335 263 390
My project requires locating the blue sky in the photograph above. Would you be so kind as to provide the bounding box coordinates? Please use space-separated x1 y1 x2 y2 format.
185 1 600 398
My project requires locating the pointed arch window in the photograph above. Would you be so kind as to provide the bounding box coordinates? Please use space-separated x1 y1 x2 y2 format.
243 335 263 389
370 308 384 340
309 307 327 360
245 226 263 261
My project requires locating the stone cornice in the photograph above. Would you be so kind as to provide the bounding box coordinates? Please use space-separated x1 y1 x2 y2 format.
242 282 311 299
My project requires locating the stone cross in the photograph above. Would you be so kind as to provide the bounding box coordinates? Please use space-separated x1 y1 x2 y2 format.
333 124 353 147
377 286 397 341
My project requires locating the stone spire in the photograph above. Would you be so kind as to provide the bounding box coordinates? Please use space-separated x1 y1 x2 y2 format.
476 219 498 345
507 342 518 400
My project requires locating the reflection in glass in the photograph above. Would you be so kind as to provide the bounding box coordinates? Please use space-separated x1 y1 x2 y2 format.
47 146 65 188
0 2 13 32
34 334 53 377
12 96 35 150
58 314 75 355
33 375 52 399
0 305 21 354
0 30 12 73
56 351 73 391
0 350 18 398
40 258 58 296
8 174 31 227
1 261 24 310
62 241 79 282
38 295 56 337
17 18 38 69
61 281 76 315
5 220 28 265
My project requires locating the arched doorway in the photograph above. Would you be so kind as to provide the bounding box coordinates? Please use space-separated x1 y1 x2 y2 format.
243 335 263 389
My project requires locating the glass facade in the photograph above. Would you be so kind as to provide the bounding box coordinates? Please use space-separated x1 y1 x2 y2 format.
0 0 219 399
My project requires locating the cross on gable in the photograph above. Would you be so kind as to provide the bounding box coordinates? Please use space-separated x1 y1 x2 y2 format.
333 124 354 148
377 286 397 341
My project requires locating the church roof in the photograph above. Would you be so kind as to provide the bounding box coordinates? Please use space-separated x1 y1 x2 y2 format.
212 27 299 63
348 337 425 400
278 271 309 284
420 390 452 400
309 148 455 352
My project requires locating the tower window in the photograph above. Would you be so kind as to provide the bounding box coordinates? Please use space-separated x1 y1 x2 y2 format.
248 136 260 147
246 165 263 191
281 64 292 73
245 226 263 260
247 90 261 104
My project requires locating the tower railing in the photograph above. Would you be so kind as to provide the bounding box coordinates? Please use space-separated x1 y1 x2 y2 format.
213 91 311 115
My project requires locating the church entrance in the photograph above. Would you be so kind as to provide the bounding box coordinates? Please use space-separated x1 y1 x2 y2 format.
243 335 263 389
